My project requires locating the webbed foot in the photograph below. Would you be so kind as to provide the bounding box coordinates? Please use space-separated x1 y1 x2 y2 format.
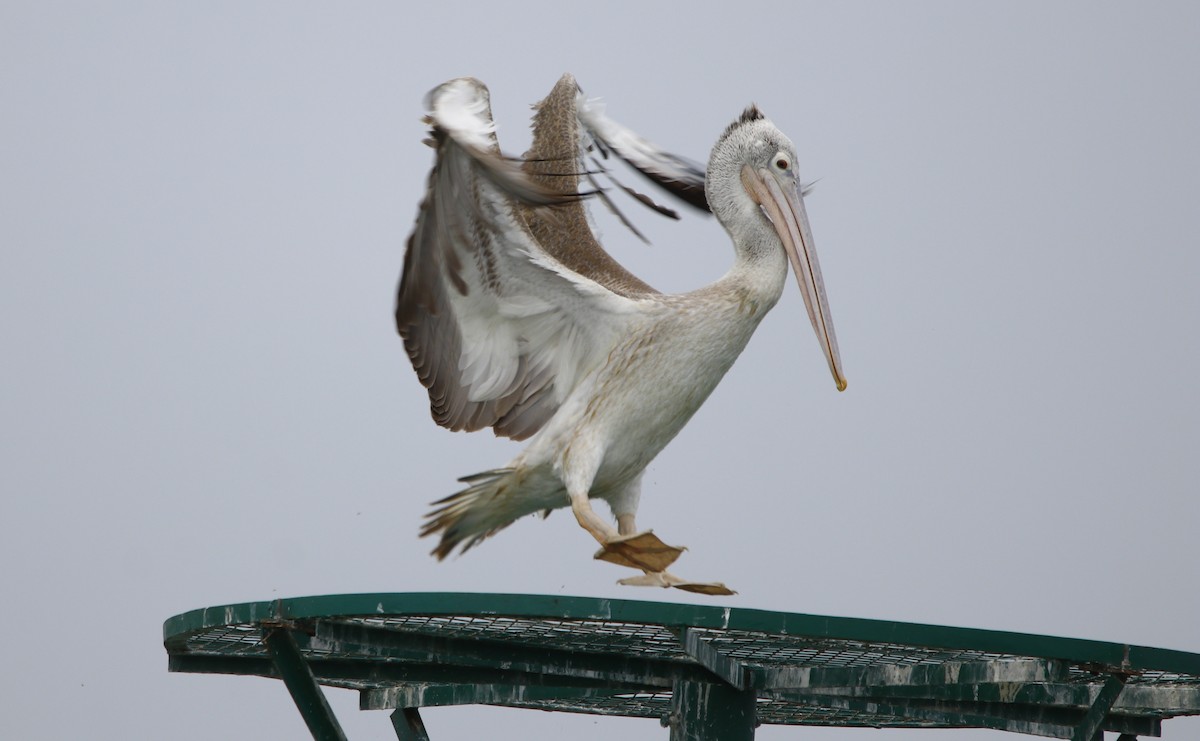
593 530 684 572
618 569 735 596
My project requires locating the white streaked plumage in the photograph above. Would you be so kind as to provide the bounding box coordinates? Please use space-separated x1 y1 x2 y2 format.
396 74 845 594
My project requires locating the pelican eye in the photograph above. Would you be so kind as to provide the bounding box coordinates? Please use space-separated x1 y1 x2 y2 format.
775 157 789 170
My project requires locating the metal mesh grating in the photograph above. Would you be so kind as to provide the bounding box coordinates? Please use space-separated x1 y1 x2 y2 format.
184 624 264 656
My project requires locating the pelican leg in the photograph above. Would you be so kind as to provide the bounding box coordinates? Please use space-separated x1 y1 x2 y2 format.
562 453 684 572
569 494 684 572
569 492 618 542
617 513 637 535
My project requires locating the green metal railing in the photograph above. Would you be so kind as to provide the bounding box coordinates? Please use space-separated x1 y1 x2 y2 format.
164 593 1200 740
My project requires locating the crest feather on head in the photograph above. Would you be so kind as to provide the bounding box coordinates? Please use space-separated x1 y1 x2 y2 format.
718 104 765 145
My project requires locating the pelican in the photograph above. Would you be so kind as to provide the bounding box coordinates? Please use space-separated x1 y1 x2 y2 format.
396 74 845 594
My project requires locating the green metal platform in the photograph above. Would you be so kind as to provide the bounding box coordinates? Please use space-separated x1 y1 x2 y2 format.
163 593 1200 740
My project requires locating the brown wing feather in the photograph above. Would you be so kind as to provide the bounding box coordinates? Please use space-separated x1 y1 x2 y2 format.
517 73 659 298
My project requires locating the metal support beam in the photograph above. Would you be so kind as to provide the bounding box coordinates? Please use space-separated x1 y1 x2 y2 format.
390 707 431 741
262 628 348 741
362 683 626 710
758 658 1069 690
1072 675 1127 741
169 652 646 691
794 678 1197 714
311 618 709 688
769 692 1159 739
666 680 756 741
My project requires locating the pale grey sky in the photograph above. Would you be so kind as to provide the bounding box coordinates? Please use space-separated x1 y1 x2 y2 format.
2 2 1197 739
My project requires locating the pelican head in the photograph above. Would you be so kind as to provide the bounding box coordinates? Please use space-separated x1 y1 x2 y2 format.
706 106 847 392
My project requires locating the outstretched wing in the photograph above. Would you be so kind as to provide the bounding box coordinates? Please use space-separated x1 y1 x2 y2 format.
396 77 655 441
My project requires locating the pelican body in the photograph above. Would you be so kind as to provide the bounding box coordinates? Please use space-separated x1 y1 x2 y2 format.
396 75 845 594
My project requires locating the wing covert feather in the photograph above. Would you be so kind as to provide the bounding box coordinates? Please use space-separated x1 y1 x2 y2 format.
576 95 711 213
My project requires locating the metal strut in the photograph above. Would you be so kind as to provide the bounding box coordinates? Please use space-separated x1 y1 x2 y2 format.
391 707 431 741
1072 674 1127 741
262 627 349 741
